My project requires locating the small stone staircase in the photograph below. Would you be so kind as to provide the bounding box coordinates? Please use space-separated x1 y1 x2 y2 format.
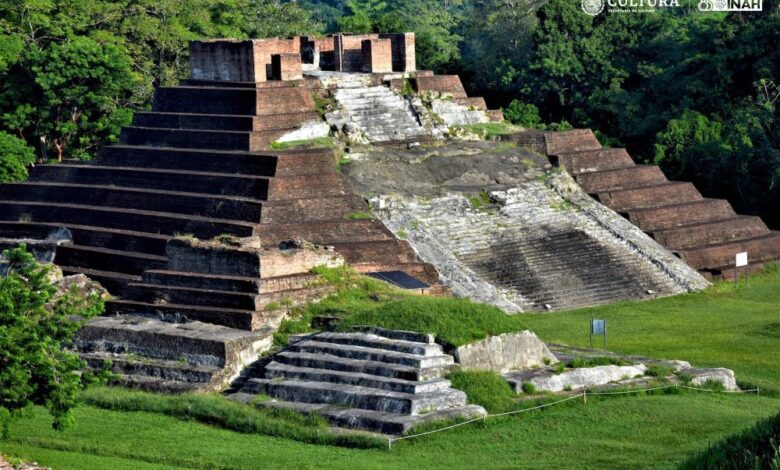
232 327 486 434
332 86 430 143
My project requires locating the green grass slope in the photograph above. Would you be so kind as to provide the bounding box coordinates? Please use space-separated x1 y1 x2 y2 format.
523 265 780 391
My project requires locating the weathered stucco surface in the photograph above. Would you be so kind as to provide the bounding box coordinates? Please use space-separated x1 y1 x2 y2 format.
454 331 558 373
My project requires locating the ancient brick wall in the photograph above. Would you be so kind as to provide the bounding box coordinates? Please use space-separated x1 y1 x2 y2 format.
415 75 467 98
271 53 302 81
361 39 393 73
378 32 416 72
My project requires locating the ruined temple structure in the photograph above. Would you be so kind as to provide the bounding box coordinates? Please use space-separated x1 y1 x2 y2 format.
509 130 780 279
0 33 496 391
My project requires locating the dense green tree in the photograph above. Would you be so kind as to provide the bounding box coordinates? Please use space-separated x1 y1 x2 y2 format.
0 131 35 182
0 245 105 437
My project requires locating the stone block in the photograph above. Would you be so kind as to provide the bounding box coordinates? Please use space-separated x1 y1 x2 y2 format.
453 331 558 373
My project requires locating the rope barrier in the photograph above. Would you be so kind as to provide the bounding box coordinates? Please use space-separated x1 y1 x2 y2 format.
386 383 763 449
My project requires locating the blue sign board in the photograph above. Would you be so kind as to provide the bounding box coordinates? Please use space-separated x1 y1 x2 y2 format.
590 318 607 350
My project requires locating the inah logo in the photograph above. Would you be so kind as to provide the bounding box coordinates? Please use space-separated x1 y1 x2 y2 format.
698 0 761 10
582 0 605 15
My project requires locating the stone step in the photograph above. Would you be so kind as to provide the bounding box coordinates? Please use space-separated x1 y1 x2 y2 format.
120 126 291 152
28 164 269 198
0 222 170 256
254 400 486 435
273 351 446 381
596 182 703 212
289 341 454 368
651 216 770 251
576 165 668 193
0 182 263 222
349 326 436 345
310 332 443 356
123 283 262 311
244 378 467 415
0 201 255 239
98 145 277 176
55 244 167 276
154 86 315 116
132 110 320 132
113 374 204 393
552 148 635 175
105 299 263 331
627 199 736 232
60 266 141 293
74 314 273 367
263 362 451 394
141 270 317 294
81 351 221 385
679 232 780 270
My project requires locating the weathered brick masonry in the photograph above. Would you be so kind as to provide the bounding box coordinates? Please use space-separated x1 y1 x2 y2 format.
509 129 780 278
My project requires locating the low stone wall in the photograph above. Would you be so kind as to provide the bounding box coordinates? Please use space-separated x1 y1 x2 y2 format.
453 331 558 373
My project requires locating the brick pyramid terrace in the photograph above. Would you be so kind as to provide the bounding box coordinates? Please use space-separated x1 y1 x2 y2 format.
509 129 780 278
0 33 478 391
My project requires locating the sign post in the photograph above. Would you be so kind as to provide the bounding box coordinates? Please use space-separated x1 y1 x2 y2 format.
590 318 606 351
735 252 748 288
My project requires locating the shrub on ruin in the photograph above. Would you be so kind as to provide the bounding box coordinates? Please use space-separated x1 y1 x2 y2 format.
0 131 35 183
503 100 542 128
0 245 105 437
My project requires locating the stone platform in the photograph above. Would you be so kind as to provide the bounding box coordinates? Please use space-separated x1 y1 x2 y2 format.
231 328 486 435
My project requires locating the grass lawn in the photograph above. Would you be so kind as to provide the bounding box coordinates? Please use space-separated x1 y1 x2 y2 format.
2 392 779 470
523 266 780 391
3 267 780 468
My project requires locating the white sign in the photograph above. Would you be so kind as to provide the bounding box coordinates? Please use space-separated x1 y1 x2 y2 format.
736 252 748 268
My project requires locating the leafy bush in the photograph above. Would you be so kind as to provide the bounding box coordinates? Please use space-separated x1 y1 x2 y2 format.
448 371 517 413
0 245 104 436
503 100 542 128
0 131 35 182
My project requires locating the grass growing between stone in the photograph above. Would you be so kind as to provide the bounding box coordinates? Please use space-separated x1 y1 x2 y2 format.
448 122 519 140
523 264 780 391
275 266 527 347
3 392 779 469
270 136 336 150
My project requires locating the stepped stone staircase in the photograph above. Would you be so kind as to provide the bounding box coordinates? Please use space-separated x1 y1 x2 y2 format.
510 130 780 278
232 327 486 434
332 85 429 143
374 185 686 312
